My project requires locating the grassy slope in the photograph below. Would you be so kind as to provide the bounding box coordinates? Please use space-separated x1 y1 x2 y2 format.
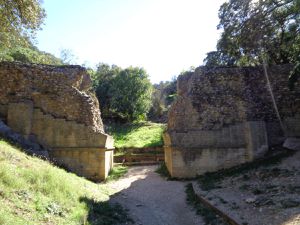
107 122 166 148
0 140 130 225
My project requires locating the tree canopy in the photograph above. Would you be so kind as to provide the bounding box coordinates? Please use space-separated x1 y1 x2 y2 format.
92 63 153 122
204 0 300 87
148 78 177 122
0 0 53 64
0 44 63 64
0 0 45 48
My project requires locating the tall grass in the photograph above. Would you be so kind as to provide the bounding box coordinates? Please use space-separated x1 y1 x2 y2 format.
0 139 131 225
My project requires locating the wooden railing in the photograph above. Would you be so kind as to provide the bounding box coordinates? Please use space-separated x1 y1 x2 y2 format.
114 147 164 165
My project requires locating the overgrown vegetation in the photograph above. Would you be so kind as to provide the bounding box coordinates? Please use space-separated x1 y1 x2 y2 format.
197 148 295 191
155 162 171 179
105 166 128 182
0 0 64 65
0 139 131 225
185 183 227 225
0 45 63 65
148 79 177 122
106 122 165 148
204 0 300 88
0 0 45 49
92 63 153 122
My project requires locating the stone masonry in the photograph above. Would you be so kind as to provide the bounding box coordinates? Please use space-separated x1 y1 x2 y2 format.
0 61 114 181
164 64 300 178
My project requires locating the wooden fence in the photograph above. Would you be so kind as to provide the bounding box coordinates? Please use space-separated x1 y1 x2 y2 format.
114 147 164 165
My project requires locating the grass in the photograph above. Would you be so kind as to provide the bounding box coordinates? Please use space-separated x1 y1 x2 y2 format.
185 183 227 225
106 121 166 148
197 148 295 191
0 139 132 225
155 162 171 179
105 166 128 182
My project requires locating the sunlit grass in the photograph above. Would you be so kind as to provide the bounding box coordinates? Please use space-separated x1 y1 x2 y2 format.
106 166 128 182
106 121 166 148
0 139 131 225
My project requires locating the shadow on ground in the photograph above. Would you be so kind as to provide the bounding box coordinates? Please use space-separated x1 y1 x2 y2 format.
79 197 133 225
81 164 300 225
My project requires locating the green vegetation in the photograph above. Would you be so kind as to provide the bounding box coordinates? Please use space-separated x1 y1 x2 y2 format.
105 166 128 182
1 45 63 65
92 63 153 122
0 0 62 66
204 0 300 88
107 122 166 148
155 162 171 179
185 183 227 225
197 149 295 191
148 79 177 122
0 139 131 225
0 0 45 48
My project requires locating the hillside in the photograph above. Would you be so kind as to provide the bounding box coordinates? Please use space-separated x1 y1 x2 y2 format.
0 139 131 225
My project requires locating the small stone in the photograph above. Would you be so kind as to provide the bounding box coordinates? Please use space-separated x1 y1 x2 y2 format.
136 204 143 207
245 197 256 203
283 138 300 151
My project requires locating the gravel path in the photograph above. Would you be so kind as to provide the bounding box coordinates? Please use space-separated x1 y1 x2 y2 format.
108 165 203 225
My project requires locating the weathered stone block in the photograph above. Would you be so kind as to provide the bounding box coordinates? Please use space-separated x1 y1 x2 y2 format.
0 104 8 118
165 65 300 178
7 101 33 136
0 62 114 181
49 148 113 181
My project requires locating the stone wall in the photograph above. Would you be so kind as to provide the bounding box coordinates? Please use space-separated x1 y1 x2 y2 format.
165 64 300 178
0 62 103 131
0 62 114 181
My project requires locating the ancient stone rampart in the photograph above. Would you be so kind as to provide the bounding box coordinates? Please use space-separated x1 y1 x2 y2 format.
0 62 114 181
164 64 300 178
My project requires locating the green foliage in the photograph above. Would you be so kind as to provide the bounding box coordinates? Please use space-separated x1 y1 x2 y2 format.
92 63 121 115
155 162 171 179
0 0 63 66
105 166 128 182
148 78 177 121
92 63 153 121
185 183 226 225
0 139 131 225
106 122 166 148
1 45 63 65
0 0 45 48
204 0 300 86
110 67 152 121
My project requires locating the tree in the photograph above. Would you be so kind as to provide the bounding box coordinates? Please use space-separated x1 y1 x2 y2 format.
148 78 177 122
3 45 63 65
92 64 153 121
0 0 45 48
60 48 78 65
93 63 121 117
204 0 300 87
110 67 153 121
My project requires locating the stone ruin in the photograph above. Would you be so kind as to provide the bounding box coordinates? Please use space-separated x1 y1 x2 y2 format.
164 64 300 178
0 61 114 181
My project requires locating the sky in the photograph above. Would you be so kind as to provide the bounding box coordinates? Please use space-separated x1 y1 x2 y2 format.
37 0 225 83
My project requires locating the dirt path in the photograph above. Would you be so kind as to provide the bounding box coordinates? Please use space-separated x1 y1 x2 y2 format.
193 150 300 225
108 165 203 225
